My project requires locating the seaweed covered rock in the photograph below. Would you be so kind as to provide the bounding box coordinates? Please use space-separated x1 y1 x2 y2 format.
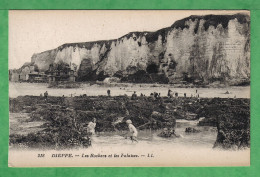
185 127 201 133
213 104 250 149
196 98 250 127
198 117 217 126
9 96 250 149
158 128 175 138
9 130 91 149
10 106 92 149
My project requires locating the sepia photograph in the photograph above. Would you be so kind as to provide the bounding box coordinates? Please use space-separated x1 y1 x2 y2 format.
8 10 250 167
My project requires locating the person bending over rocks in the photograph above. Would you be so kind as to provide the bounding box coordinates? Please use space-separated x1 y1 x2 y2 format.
125 119 138 142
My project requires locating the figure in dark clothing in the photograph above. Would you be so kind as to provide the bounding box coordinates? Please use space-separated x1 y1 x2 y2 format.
44 91 48 98
154 92 158 98
184 93 186 97
150 93 155 100
44 91 48 102
131 91 137 100
107 89 111 97
168 89 171 97
61 95 65 104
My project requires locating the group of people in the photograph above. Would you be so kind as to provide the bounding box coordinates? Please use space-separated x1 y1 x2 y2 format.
132 89 201 100
40 91 49 101
86 118 138 143
42 89 190 144
84 89 200 143
41 89 200 99
168 89 200 98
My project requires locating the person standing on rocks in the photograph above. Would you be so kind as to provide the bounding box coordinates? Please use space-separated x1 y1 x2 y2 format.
44 91 48 101
168 89 172 98
107 89 111 97
126 119 138 142
87 118 96 135
154 92 158 98
131 91 137 100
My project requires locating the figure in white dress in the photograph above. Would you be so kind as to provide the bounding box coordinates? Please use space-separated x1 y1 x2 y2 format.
87 118 96 135
126 119 138 142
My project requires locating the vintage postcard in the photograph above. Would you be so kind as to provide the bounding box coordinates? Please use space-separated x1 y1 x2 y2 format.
8 10 250 167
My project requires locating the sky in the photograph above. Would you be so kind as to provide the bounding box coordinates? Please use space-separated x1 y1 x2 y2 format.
9 10 248 69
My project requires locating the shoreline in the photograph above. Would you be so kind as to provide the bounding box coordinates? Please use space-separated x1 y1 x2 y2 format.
9 82 250 98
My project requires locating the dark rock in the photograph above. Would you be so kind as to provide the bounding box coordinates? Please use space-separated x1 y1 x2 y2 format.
198 118 217 126
185 127 201 133
158 128 175 138
213 105 250 149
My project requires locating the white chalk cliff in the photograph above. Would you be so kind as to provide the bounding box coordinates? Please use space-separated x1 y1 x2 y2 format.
29 14 250 84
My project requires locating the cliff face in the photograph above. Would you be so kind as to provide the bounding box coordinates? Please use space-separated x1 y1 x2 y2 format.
30 13 250 84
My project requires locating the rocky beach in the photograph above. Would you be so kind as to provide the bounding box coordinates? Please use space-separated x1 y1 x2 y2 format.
9 94 250 150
